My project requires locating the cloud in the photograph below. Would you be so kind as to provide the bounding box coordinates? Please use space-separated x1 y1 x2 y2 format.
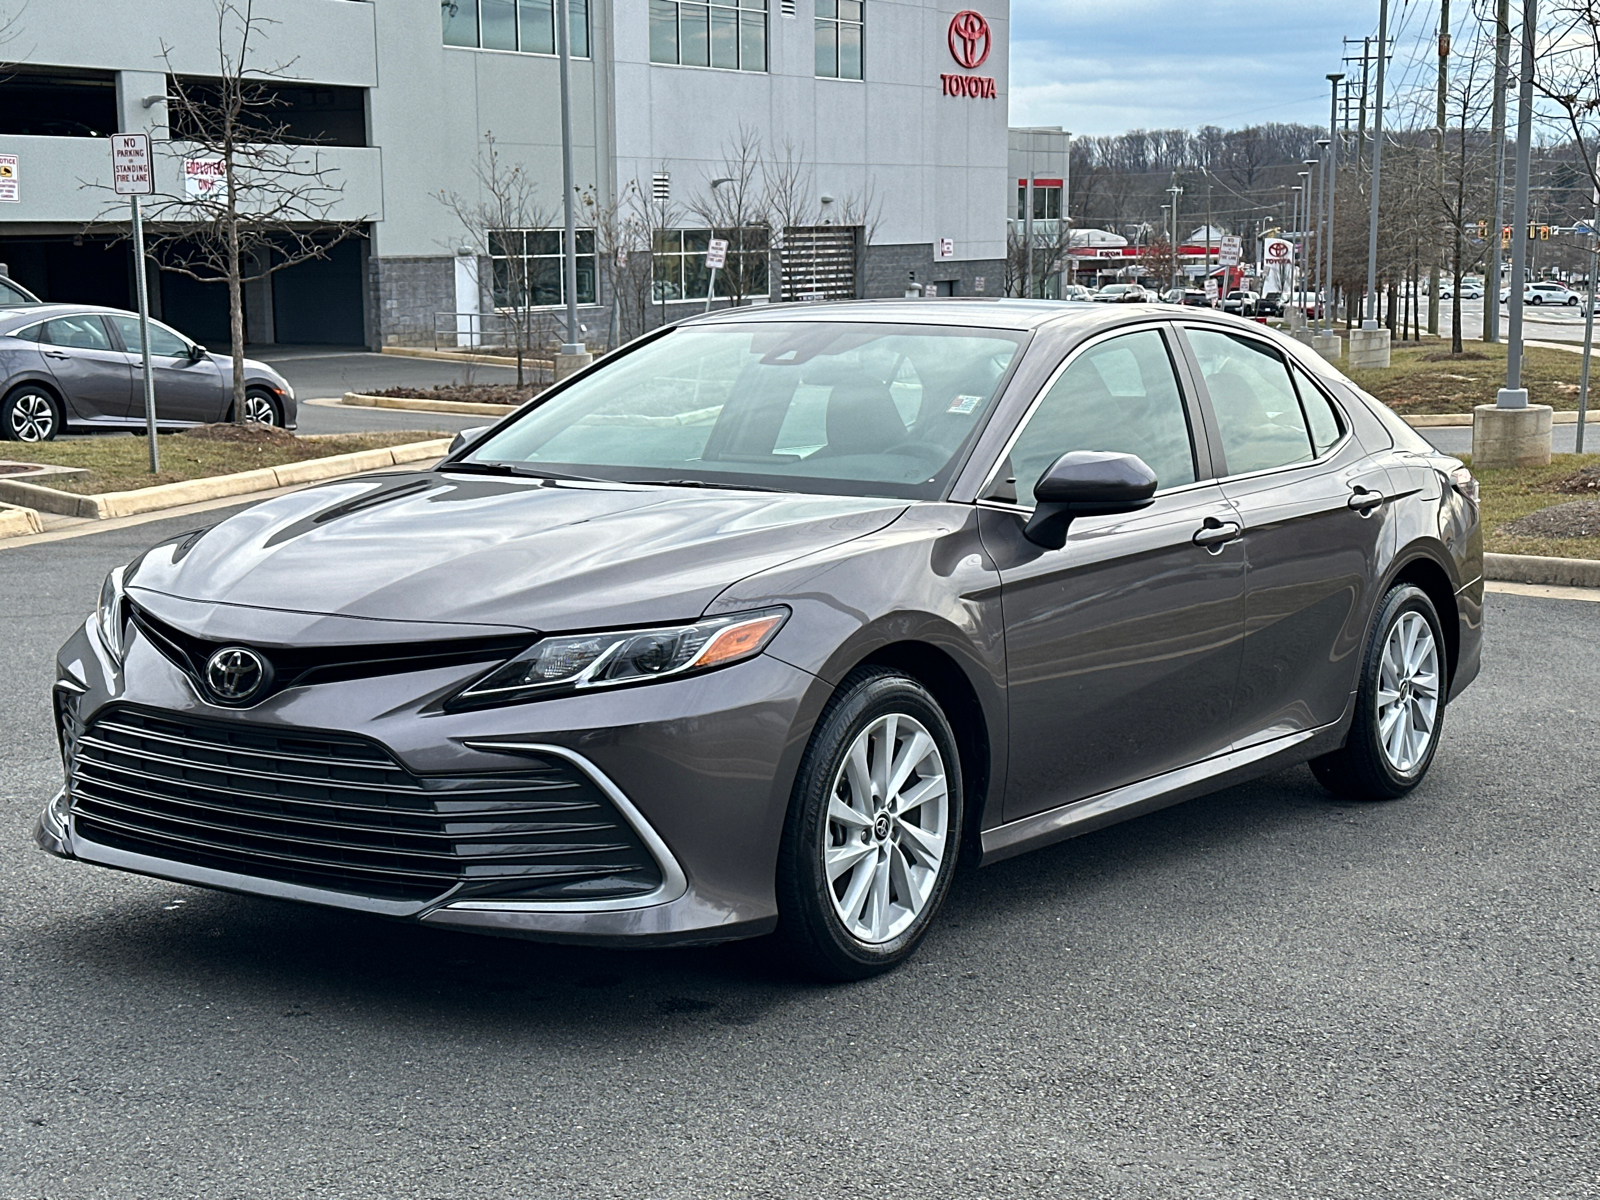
1008 0 1358 136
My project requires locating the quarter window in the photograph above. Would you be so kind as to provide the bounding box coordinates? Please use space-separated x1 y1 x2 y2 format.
1187 329 1316 475
993 328 1197 506
490 229 597 308
442 0 589 57
1292 367 1345 456
651 0 768 71
815 0 862 79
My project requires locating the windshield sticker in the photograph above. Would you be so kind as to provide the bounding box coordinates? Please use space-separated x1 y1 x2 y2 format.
947 394 983 415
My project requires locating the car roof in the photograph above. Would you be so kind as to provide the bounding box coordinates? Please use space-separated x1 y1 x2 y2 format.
0 302 127 329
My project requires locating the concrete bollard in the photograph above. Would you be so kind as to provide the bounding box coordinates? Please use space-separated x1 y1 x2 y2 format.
1348 327 1391 369
1311 332 1342 361
1471 403 1552 468
554 350 594 381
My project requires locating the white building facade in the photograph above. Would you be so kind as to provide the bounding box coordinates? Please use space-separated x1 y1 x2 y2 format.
0 0 1009 349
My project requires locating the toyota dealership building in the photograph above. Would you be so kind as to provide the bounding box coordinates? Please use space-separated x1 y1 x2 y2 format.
0 0 1011 349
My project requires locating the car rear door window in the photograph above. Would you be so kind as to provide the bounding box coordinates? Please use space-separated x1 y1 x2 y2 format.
41 314 114 351
992 328 1197 505
1186 328 1314 475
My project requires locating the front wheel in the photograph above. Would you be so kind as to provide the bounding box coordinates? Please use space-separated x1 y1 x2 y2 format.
1 385 62 442
1311 584 1448 801
1568 296 1580 306
234 390 282 427
775 668 964 980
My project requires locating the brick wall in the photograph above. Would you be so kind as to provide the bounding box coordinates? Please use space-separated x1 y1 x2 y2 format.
864 243 1006 300
373 255 455 347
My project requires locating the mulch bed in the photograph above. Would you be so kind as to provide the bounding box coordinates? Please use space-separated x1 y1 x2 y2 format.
1546 464 1600 495
1420 351 1490 362
370 384 544 406
1498 499 1600 540
181 423 302 448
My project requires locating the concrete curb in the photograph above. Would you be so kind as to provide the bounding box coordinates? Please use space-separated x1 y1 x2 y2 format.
380 345 555 370
343 392 515 417
0 502 43 538
0 438 451 522
1404 411 1587 428
1484 552 1600 589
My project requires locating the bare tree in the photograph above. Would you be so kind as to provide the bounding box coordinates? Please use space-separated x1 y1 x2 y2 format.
439 132 553 386
109 0 365 422
690 126 771 307
1537 2 1600 209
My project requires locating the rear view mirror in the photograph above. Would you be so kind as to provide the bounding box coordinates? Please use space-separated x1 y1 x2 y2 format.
1024 451 1158 549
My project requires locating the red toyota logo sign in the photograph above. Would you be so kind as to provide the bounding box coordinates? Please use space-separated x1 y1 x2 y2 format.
948 10 991 70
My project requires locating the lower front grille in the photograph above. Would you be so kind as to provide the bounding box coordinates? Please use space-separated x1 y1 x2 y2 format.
65 705 664 905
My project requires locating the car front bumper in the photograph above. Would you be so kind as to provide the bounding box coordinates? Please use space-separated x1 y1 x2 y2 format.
39 616 827 946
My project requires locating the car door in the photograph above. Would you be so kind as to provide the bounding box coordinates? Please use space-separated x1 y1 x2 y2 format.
104 314 227 424
977 324 1247 822
1177 325 1394 748
36 314 133 422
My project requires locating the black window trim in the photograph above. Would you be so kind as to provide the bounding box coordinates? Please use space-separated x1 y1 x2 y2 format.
972 320 1213 512
1173 322 1355 484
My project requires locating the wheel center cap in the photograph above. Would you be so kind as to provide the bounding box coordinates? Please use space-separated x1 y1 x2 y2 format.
873 813 892 841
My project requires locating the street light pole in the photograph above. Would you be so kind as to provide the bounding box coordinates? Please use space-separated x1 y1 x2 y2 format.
1315 139 1331 332
1304 157 1320 318
1297 171 1310 307
556 0 582 357
1578 191 1598 453
1365 0 1390 328
1499 0 1536 408
1485 0 1511 343
1167 184 1183 291
1326 76 1342 334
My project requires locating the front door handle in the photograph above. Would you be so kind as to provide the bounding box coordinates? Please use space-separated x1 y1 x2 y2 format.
1192 517 1242 549
1347 486 1386 514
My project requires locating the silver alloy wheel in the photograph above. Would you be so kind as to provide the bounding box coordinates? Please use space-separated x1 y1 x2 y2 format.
9 391 56 442
822 712 949 944
242 393 278 425
1375 610 1440 774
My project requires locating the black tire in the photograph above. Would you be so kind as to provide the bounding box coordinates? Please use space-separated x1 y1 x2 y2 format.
1568 296 1580 306
1311 584 1449 802
774 667 964 981
1 384 63 442
233 389 282 427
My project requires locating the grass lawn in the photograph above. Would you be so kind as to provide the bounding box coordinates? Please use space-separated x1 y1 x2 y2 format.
1337 338 1592 414
0 427 448 494
1470 452 1600 559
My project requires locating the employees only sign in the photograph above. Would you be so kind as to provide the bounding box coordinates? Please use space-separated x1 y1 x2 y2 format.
184 157 225 198
110 134 154 196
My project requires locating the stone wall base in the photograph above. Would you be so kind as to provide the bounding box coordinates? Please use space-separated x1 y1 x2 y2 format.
1311 332 1342 361
1348 327 1391 369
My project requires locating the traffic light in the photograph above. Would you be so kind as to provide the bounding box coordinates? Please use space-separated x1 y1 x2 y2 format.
1540 225 1550 240
1475 221 1487 239
1527 223 1552 240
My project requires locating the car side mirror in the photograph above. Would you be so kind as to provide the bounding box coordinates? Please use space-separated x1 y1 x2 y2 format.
188 343 207 362
448 425 491 455
1023 451 1159 549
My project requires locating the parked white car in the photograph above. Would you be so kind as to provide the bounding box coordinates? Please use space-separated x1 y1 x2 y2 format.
1438 281 1484 301
1499 282 1582 306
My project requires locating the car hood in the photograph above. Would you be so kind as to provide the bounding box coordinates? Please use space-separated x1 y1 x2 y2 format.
128 471 908 632
205 352 283 379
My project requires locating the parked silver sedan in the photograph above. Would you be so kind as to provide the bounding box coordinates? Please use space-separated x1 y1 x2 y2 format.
0 303 296 441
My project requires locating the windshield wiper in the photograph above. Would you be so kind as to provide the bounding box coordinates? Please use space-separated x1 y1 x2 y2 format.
622 478 783 493
439 461 601 483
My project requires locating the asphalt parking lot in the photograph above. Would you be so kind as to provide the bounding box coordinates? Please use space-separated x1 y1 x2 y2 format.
2 506 1598 1199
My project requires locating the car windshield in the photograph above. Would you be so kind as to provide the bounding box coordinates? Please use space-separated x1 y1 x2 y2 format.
462 321 1027 500
0 278 34 305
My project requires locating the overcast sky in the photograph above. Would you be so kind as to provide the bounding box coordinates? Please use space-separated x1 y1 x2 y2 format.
1008 0 1379 137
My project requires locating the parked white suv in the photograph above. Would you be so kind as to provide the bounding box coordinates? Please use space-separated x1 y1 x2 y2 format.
1499 282 1582 306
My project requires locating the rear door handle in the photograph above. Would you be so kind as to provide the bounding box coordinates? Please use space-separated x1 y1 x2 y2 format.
42 350 70 360
1192 517 1242 549
1348 486 1386 513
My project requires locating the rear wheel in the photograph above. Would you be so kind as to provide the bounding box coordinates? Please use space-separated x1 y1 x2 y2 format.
775 668 964 980
1311 584 1447 801
1 385 62 442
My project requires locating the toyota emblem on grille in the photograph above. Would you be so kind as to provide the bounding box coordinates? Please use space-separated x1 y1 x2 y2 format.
205 646 270 703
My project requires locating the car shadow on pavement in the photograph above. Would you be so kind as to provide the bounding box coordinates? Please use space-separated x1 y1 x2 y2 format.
24 762 1406 1033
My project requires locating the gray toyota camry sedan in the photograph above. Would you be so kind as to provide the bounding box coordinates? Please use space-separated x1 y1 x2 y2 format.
38 301 1482 979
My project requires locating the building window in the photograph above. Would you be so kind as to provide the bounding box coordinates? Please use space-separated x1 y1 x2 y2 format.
490 229 597 308
442 0 589 57
652 228 769 301
814 0 861 79
650 0 767 71
1015 183 1062 221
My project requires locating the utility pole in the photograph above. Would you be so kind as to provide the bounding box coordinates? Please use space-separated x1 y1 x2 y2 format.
1364 0 1389 328
1358 37 1371 159
1578 191 1597 453
1304 158 1319 313
1167 183 1183 290
1431 0 1448 337
1499 0 1536 408
1485 0 1510 342
1316 138 1331 332
1326 75 1343 334
1024 172 1034 298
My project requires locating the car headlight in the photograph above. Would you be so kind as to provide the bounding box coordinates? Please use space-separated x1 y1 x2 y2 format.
451 607 789 707
94 565 128 664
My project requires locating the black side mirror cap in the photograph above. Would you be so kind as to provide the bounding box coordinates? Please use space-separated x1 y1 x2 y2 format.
448 425 492 456
1023 451 1159 549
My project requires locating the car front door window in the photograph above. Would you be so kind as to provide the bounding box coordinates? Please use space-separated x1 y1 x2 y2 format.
1185 328 1315 476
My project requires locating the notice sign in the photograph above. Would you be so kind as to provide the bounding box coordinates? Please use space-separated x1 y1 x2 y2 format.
110 133 154 196
935 237 955 260
0 155 17 203
1218 234 1242 267
705 238 729 270
184 157 225 198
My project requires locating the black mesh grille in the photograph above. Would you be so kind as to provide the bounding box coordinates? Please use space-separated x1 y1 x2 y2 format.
66 705 663 904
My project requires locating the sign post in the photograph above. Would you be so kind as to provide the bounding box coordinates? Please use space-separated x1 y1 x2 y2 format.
704 237 729 312
111 133 159 473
